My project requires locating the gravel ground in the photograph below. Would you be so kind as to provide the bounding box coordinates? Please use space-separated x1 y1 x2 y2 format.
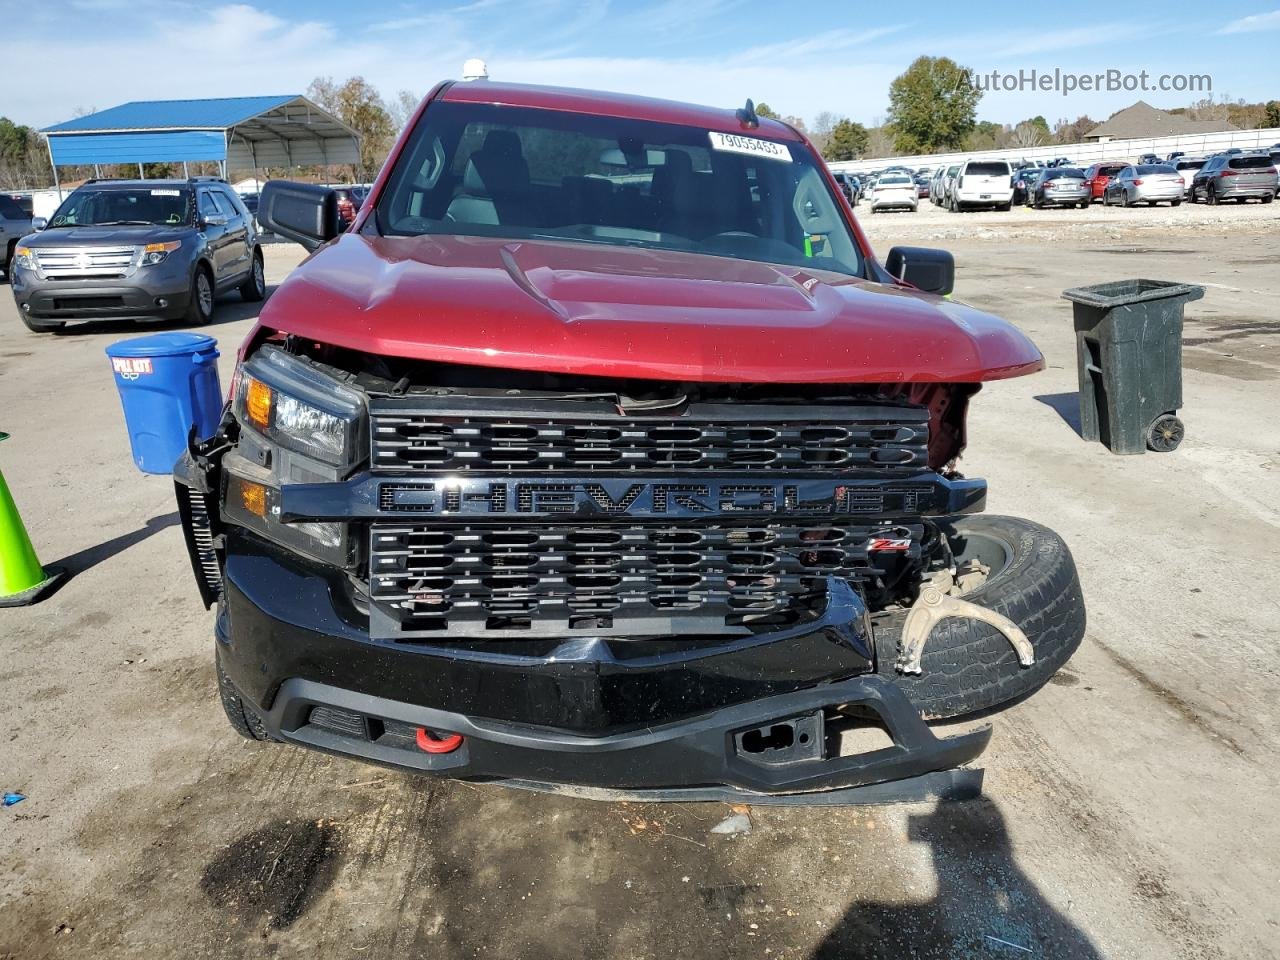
1 214 1278 959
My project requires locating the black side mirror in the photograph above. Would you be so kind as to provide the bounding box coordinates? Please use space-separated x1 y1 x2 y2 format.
258 180 340 251
885 246 955 296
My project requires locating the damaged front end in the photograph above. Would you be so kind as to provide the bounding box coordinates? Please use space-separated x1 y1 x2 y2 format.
175 341 997 801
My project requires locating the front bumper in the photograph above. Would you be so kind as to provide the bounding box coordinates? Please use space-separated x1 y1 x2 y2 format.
10 266 190 320
214 533 989 800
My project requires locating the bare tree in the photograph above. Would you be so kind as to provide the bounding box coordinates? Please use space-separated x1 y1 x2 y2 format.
1009 121 1046 148
388 90 422 132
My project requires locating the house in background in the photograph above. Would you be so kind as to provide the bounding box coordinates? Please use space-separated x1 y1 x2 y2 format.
1084 101 1238 143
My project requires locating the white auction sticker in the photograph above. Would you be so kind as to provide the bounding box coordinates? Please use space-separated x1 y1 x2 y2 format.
150 189 180 196
707 131 791 162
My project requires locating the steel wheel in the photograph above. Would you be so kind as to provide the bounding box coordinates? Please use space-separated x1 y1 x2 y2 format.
1146 414 1184 453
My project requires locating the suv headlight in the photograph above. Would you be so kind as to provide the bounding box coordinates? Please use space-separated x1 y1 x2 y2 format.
233 347 366 467
141 240 181 265
13 246 35 271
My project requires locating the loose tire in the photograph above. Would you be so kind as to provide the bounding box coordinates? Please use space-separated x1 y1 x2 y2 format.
874 514 1086 720
217 654 276 742
238 250 266 302
185 265 215 325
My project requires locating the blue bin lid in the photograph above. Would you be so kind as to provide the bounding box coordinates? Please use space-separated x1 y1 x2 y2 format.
105 332 218 359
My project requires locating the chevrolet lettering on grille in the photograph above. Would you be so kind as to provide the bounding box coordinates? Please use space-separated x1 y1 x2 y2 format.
376 478 934 517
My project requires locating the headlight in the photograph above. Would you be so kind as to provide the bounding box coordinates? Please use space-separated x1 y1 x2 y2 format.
233 347 366 467
141 240 181 265
13 246 34 271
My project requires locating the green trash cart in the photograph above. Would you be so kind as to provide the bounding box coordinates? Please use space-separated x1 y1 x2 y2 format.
1062 279 1205 455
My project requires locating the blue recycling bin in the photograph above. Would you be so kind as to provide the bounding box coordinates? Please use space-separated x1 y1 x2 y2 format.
105 333 223 475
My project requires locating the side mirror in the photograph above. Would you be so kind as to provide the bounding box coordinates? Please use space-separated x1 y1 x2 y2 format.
200 214 229 228
31 217 47 231
258 180 340 251
885 246 955 297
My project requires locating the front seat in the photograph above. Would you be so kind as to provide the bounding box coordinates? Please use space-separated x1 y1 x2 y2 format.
445 130 535 226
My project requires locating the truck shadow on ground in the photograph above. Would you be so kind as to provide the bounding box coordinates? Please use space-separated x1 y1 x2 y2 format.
346 779 1107 960
808 799 1103 959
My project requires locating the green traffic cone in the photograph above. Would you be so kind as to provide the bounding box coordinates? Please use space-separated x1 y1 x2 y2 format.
0 432 67 607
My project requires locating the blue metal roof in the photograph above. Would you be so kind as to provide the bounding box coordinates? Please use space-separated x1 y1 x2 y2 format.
48 131 227 166
43 96 299 133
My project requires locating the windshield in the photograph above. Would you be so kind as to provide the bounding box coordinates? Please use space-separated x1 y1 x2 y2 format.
376 102 864 277
48 187 194 228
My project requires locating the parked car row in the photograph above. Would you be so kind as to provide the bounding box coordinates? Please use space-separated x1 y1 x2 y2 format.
846 144 1279 215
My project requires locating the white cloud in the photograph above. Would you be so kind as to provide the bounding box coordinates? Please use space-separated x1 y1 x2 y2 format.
1217 8 1280 33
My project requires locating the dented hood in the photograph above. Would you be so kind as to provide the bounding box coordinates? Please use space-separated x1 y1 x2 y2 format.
255 233 1044 383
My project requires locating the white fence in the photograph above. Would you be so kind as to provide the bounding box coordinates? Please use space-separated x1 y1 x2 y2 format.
828 127 1280 175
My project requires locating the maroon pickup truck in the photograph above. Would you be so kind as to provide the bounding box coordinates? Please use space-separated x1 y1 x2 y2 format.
174 81 1085 803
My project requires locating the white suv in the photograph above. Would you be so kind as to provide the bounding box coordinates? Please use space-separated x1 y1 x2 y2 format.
868 173 918 213
948 159 1014 211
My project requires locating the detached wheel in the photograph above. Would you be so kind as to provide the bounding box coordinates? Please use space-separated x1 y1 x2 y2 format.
874 515 1086 720
217 653 276 742
1146 414 1184 452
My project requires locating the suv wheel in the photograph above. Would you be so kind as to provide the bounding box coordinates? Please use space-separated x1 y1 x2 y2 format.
185 266 215 325
1207 183 1219 206
238 250 266 302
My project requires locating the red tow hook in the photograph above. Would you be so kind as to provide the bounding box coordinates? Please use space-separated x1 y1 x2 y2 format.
415 727 464 754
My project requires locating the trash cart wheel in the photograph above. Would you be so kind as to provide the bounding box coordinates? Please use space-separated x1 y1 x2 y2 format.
1146 414 1184 452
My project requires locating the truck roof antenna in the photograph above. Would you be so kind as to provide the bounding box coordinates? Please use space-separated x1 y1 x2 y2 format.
736 99 759 129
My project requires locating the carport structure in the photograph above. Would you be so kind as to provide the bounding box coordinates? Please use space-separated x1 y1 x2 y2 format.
41 95 360 194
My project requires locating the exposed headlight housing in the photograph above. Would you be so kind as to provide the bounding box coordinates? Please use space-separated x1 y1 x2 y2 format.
225 346 367 567
222 471 348 567
233 347 366 468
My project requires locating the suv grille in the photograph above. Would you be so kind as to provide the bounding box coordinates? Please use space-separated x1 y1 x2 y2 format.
371 403 929 474
33 246 138 280
369 520 921 637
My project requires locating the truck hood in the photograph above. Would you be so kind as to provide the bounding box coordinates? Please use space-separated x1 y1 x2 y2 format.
256 233 1044 383
26 225 191 247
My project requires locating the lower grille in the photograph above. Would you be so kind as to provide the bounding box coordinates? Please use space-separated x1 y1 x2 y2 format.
369 521 921 637
52 295 124 310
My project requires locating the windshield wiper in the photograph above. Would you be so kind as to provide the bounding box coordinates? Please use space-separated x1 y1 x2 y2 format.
95 220 160 226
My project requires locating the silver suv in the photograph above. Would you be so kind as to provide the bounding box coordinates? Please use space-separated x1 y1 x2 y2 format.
9 177 265 333
1189 153 1278 205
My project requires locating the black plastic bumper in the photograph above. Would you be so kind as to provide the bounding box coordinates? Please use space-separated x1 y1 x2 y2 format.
215 534 990 800
12 279 190 320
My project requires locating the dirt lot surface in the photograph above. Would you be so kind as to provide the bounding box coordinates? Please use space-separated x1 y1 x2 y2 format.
2 204 1279 959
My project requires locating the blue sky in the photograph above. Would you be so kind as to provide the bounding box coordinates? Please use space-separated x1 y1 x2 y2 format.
8 0 1280 130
